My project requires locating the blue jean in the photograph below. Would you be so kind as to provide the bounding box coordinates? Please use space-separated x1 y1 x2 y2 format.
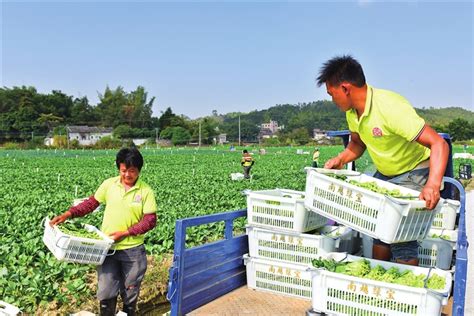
372 167 429 261
97 244 147 304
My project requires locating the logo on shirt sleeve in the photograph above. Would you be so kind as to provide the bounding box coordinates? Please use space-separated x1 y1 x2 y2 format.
372 127 383 137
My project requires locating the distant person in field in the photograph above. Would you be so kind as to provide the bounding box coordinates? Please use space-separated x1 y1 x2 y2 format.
317 55 448 266
241 149 254 179
50 148 157 316
312 147 320 168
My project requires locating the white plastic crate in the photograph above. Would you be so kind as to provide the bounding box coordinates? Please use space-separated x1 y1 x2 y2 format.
311 253 452 316
43 217 114 265
304 168 443 244
361 229 457 270
419 229 457 270
0 301 20 316
230 173 245 181
246 225 352 265
245 189 328 233
243 255 313 300
335 228 360 255
361 233 373 258
431 200 459 230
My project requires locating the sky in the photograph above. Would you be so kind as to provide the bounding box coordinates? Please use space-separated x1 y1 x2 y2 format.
1 0 473 119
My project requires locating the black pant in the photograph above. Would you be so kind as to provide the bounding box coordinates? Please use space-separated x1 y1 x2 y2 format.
243 166 252 179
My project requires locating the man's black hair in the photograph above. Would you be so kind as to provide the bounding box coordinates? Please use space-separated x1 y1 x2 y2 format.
116 147 144 171
243 149 248 153
316 55 366 88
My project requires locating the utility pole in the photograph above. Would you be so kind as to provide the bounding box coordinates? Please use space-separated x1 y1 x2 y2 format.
238 115 241 147
155 128 158 149
66 125 69 149
31 131 34 141
199 121 202 147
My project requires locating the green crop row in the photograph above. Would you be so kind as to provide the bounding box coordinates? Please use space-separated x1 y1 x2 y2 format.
0 145 465 312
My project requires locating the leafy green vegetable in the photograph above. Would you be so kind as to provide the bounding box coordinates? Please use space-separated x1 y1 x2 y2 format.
393 270 425 288
311 257 446 290
347 180 405 197
427 273 446 290
58 222 102 240
326 174 348 181
429 234 451 240
343 258 371 277
379 267 401 283
365 264 386 281
311 258 347 273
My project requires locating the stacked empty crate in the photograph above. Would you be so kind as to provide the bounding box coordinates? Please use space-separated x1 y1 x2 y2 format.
360 191 460 271
303 168 452 315
420 200 460 270
243 188 354 300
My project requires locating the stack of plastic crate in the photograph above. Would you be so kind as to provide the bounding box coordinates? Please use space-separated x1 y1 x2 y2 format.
419 199 459 270
361 199 460 270
243 189 354 300
302 168 455 314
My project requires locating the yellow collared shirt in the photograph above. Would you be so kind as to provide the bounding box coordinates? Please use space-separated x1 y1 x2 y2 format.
94 176 157 250
346 85 430 176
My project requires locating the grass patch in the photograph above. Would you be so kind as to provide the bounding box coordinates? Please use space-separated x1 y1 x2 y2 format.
35 254 173 315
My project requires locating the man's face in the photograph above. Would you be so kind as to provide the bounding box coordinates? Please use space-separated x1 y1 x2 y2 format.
326 83 352 112
119 163 140 187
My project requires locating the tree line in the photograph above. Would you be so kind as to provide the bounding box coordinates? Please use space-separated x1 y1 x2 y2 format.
0 85 473 147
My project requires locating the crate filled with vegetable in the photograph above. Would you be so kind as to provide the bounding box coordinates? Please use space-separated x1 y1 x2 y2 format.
431 200 459 230
310 252 452 316
304 168 444 244
43 217 114 265
419 228 458 270
246 225 353 265
243 254 314 300
245 188 328 233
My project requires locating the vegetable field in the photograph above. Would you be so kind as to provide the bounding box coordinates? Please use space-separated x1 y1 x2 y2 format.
0 145 470 312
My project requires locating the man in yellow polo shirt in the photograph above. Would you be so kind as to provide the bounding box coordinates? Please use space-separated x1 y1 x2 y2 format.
241 149 255 179
317 55 448 266
50 148 157 315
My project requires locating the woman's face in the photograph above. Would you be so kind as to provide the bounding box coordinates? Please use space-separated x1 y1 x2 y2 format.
119 163 140 186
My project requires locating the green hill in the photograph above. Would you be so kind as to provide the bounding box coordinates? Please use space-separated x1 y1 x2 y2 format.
416 107 474 125
221 103 473 131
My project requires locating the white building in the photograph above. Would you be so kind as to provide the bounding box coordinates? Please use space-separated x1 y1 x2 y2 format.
313 129 328 140
258 129 277 139
260 120 284 134
218 134 227 144
66 126 113 146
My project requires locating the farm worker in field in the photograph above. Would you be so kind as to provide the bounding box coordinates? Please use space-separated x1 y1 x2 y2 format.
317 55 448 266
312 147 320 168
241 149 255 179
50 147 157 316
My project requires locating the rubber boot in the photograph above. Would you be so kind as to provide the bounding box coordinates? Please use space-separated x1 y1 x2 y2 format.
99 297 117 316
123 300 137 316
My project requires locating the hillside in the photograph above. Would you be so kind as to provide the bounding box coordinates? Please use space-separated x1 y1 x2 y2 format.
220 103 473 130
416 107 474 125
